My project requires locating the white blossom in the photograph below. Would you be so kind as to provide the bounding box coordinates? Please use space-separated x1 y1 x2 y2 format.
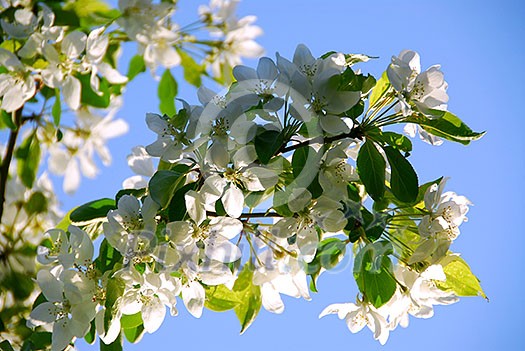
319 299 390 345
0 48 36 112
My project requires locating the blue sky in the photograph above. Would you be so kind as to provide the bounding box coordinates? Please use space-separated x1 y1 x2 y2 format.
70 0 525 350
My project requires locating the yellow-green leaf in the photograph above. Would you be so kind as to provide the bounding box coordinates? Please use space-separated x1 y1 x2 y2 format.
158 69 177 117
204 285 241 312
368 71 391 109
436 255 487 299
232 262 262 334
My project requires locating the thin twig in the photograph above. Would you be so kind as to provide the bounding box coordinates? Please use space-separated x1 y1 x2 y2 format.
206 211 283 218
279 125 364 154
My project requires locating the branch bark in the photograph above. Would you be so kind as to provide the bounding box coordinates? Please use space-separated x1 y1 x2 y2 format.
0 110 22 223
278 125 364 155
207 211 283 218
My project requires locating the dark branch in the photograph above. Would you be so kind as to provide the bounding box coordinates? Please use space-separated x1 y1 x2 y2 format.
279 125 364 154
0 110 22 223
206 211 283 218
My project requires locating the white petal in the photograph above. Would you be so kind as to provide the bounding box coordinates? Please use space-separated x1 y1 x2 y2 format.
1 84 27 112
201 175 227 205
207 141 230 169
233 65 257 81
0 48 23 70
204 239 242 263
208 217 243 240
86 27 108 63
52 319 74 351
320 114 351 135
222 185 244 218
97 62 128 84
261 283 284 314
185 190 206 225
95 309 121 344
62 31 87 59
123 175 148 189
37 269 64 302
145 113 169 135
142 299 166 334
182 281 205 318
63 75 81 110
287 188 312 213
257 57 278 80
28 302 57 326
296 226 318 263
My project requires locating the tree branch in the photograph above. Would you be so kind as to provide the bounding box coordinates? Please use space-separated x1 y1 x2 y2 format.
206 211 283 218
0 111 22 223
278 125 364 154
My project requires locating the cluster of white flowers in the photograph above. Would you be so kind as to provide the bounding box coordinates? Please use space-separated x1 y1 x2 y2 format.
0 143 62 278
199 0 264 81
0 0 264 348
26 43 484 349
0 0 264 195
47 98 129 194
387 50 449 145
320 178 469 344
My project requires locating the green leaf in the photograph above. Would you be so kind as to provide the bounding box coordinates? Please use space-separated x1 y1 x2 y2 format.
78 73 111 108
70 198 116 223
291 146 323 196
95 239 122 273
362 208 390 241
55 209 73 231
408 177 443 207
25 191 48 215
178 49 204 87
406 111 485 145
205 285 241 312
272 190 294 217
158 69 177 117
120 313 143 329
16 133 40 188
254 129 284 164
167 182 198 221
63 0 120 28
123 324 144 344
357 140 386 201
32 293 47 309
203 264 262 333
232 262 262 334
353 241 396 308
84 320 96 345
169 107 188 130
127 55 146 80
28 331 52 350
306 238 347 275
104 278 125 331
346 99 365 119
149 170 187 208
52 89 61 126
436 255 487 299
0 39 22 52
368 71 391 108
383 146 418 203
0 340 15 351
100 333 123 351
0 110 15 130
378 131 412 153
344 203 388 242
